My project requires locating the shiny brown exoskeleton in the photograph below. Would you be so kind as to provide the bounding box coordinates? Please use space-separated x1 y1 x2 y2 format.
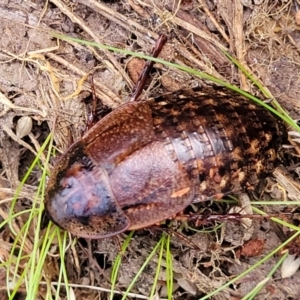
45 85 288 239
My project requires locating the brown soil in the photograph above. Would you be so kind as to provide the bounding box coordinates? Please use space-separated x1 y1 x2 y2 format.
1 0 300 299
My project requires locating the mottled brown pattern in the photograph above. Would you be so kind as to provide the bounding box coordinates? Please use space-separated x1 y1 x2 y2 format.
45 87 287 238
150 87 287 201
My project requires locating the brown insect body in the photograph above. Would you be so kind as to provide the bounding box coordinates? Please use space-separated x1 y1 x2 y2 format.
46 86 287 238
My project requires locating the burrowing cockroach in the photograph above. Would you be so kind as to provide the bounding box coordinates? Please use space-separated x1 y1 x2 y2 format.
45 37 288 239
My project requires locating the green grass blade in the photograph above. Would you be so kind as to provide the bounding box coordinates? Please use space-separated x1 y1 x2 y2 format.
5 132 53 299
110 231 134 300
51 33 300 130
149 234 166 299
242 252 288 300
198 230 300 300
165 234 173 300
121 238 163 300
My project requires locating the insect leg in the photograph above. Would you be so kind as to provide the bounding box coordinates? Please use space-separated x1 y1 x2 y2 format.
130 35 167 102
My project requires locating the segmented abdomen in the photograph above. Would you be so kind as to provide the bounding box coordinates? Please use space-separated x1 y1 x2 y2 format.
150 87 287 200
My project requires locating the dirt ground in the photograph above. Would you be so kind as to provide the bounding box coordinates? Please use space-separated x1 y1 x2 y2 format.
2 0 300 299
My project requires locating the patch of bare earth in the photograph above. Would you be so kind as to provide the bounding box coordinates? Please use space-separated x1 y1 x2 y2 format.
1 0 300 299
